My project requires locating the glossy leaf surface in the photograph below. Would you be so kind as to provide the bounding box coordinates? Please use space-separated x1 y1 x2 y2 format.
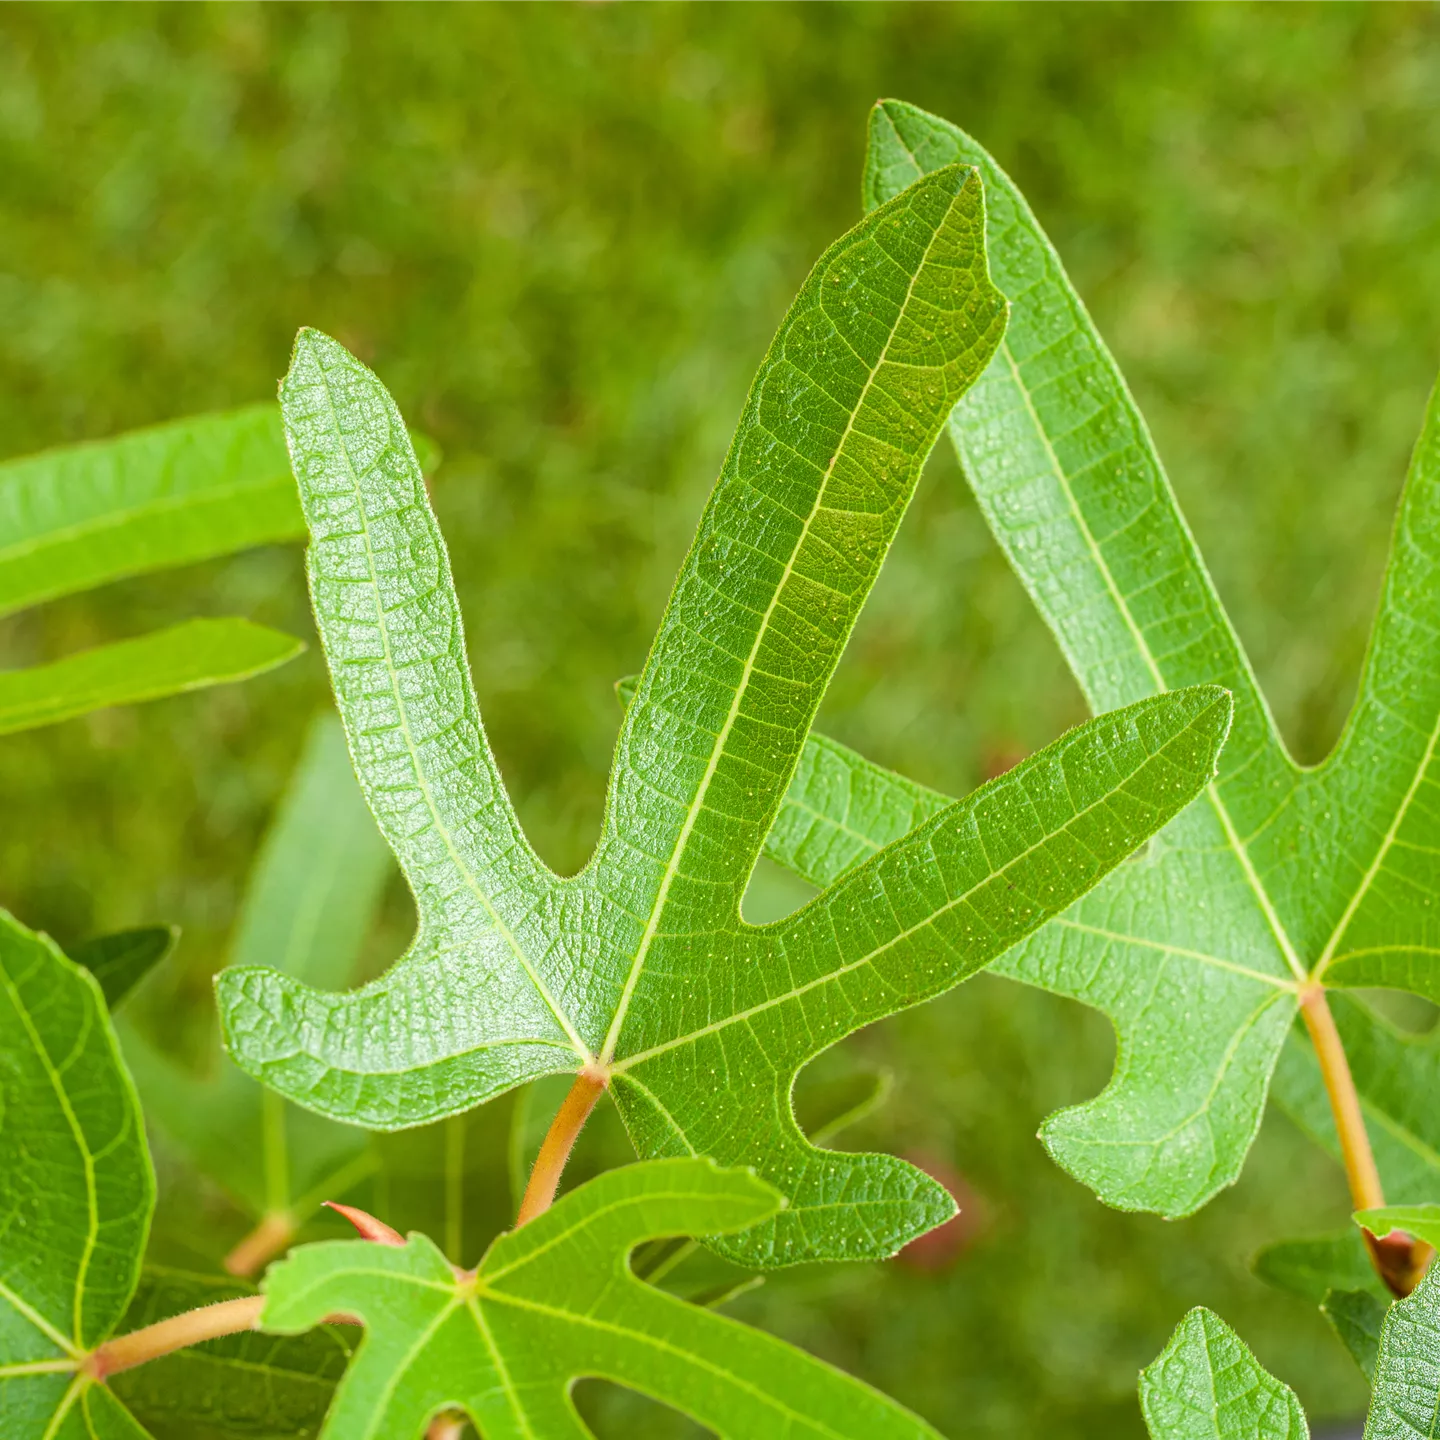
261 1159 941 1440
772 97 1440 1217
1139 1309 1307 1440
0 619 302 737
0 910 154 1437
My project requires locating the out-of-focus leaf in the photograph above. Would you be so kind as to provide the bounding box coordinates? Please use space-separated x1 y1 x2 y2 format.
261 1159 942 1440
71 926 178 1011
0 618 302 737
0 404 441 620
0 909 155 1437
1252 1232 1387 1305
1323 1289 1386 1382
109 1268 352 1440
121 714 389 1255
0 405 300 619
1139 1308 1308 1439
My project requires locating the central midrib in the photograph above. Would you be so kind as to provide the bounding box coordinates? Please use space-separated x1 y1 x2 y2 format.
597 184 957 1067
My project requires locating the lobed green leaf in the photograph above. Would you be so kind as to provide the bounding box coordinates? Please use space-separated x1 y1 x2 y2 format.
0 910 154 1436
759 97 1440 1219
219 167 1232 1265
261 1159 942 1440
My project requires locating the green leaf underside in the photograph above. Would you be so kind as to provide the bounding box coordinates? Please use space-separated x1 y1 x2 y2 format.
122 714 389 1222
1365 1262 1440 1438
1139 1309 1308 1440
110 1269 350 1440
754 98 1440 1219
216 168 1235 1265
0 619 302 737
71 929 177 1012
0 910 154 1438
1323 1289 1386 1382
261 1159 940 1440
1271 996 1440 1205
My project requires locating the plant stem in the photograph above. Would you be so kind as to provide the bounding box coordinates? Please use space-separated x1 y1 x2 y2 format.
1299 986 1384 1212
86 1295 266 1381
223 1211 297 1278
85 1295 363 1383
516 1068 607 1226
1299 984 1431 1295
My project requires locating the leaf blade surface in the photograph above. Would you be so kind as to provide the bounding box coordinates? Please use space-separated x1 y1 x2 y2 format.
261 1159 941 1440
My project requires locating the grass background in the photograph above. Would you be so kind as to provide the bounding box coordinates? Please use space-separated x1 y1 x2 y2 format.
2 3 1439 1433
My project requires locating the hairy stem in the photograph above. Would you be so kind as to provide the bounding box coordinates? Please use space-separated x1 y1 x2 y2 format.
516 1068 608 1226
223 1211 297 1278
86 1296 266 1381
85 1294 362 1383
1300 985 1431 1295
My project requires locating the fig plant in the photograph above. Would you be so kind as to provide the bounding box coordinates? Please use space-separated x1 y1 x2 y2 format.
0 155 1233 1438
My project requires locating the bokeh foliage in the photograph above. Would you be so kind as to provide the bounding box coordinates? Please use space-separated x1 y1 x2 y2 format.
1 3 1439 1434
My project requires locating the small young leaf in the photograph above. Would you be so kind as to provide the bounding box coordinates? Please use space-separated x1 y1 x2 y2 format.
121 714 389 1244
109 1268 351 1440
1356 1205 1440 1249
1139 1308 1308 1440
0 909 155 1436
0 619 302 736
778 96 1440 1218
71 927 178 1010
260 1159 941 1440
1252 1232 1386 1305
1364 1260 1440 1437
1271 995 1440 1203
1323 1289 1387 1382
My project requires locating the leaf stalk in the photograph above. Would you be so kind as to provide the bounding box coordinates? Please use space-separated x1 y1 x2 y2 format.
223 1210 297 1278
1299 984 1430 1295
516 1068 609 1226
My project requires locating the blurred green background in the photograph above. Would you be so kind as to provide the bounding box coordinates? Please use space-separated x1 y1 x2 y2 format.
3 3 1439 1434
